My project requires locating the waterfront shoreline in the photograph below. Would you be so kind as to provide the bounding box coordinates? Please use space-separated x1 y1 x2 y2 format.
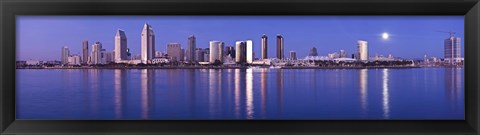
14 66 442 70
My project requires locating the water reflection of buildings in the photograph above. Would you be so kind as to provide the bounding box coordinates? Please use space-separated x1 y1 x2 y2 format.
445 68 462 102
114 69 128 119
277 69 284 115
208 69 222 117
382 69 390 119
359 69 368 116
140 69 155 119
246 68 254 119
260 68 268 118
234 69 241 118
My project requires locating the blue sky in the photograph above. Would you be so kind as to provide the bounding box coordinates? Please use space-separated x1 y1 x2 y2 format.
17 16 464 61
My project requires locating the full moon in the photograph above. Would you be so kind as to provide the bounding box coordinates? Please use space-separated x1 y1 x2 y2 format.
382 32 389 39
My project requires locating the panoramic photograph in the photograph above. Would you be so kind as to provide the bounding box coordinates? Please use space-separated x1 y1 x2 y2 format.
16 16 464 120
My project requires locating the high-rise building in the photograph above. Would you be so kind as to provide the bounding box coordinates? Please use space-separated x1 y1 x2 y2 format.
186 35 196 61
357 40 369 61
261 34 268 59
444 35 461 64
195 48 205 62
91 42 102 64
167 43 182 61
276 34 284 59
100 49 108 64
340 50 347 58
82 40 89 64
309 47 318 56
141 23 155 64
209 41 224 63
289 51 297 60
246 40 254 64
114 29 128 62
61 46 70 65
181 49 185 61
204 48 210 62
235 41 246 63
225 46 235 59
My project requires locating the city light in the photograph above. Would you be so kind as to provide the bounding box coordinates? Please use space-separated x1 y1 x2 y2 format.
382 32 389 40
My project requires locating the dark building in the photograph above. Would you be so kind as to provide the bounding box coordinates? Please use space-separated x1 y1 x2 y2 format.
276 34 284 59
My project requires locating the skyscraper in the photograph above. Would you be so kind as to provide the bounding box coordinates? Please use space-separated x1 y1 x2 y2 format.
82 40 88 64
246 40 254 64
276 34 284 59
91 42 102 64
204 48 210 62
444 35 461 64
309 47 318 56
289 51 297 60
209 41 224 63
225 46 235 59
235 41 246 63
141 23 155 64
195 48 205 62
115 29 128 62
261 34 268 59
340 50 347 58
61 46 70 65
357 40 369 61
167 43 182 61
186 35 196 61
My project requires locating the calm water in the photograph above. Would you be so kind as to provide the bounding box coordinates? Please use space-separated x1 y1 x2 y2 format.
16 68 464 120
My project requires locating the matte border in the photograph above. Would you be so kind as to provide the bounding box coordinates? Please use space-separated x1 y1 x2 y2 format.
1 0 479 135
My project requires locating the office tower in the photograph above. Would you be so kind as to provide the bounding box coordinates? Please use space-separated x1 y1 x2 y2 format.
204 48 210 62
82 40 88 64
61 46 70 65
235 41 246 63
91 42 102 64
195 48 205 62
276 34 284 59
261 34 268 59
186 35 196 61
357 40 369 61
100 49 107 64
114 29 128 62
340 50 347 58
141 23 155 64
289 51 297 60
309 47 318 56
167 43 182 61
181 49 185 61
209 41 224 63
444 35 461 64
225 46 235 59
246 40 254 64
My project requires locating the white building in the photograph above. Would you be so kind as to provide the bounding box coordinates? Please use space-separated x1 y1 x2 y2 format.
61 46 70 65
67 55 82 65
152 58 170 64
235 41 246 63
141 23 155 64
26 60 40 65
357 40 368 61
91 42 102 64
246 40 254 64
209 41 224 63
114 29 128 62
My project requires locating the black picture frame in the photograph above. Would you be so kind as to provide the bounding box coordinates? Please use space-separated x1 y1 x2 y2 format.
1 0 479 135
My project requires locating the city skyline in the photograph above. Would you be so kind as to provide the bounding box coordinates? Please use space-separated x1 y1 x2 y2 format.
17 16 464 61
